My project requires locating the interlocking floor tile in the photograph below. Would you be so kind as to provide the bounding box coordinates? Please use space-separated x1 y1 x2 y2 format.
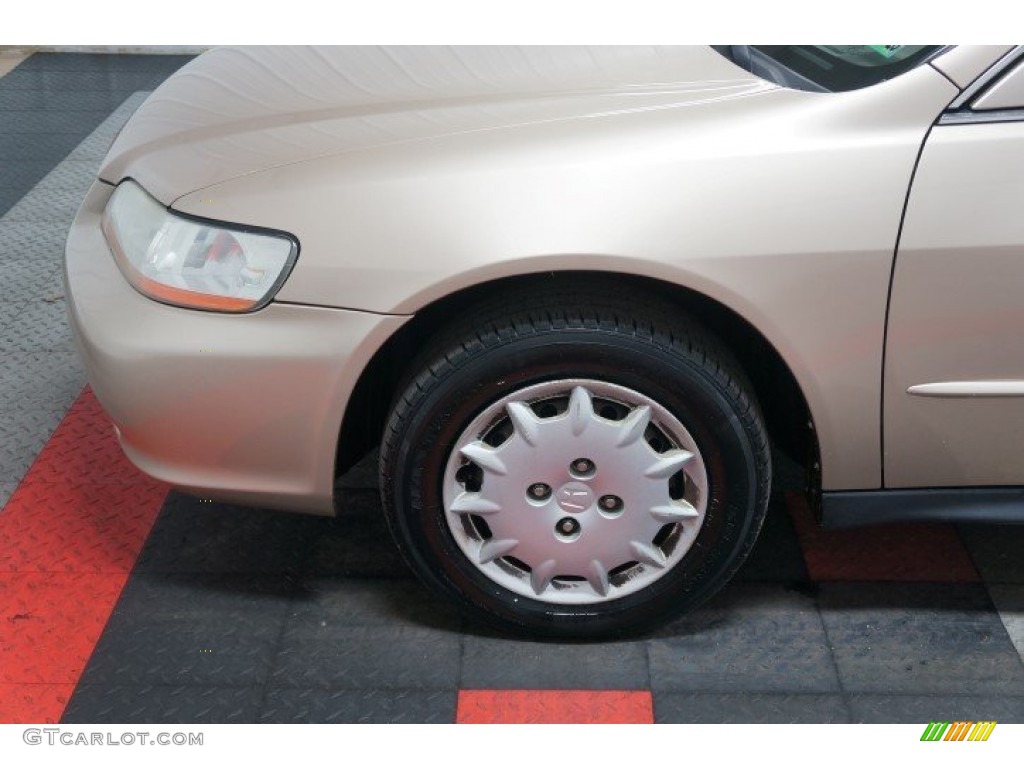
3 261 64 303
269 625 462 690
288 577 462 629
0 298 74 351
0 69 163 93
0 348 84 410
0 221 75 262
0 572 128 684
461 634 650 690
3 110 115 133
2 184 87 223
0 407 65 481
819 583 1024 696
14 53 192 74
986 585 1024 662
0 133 83 162
0 684 75 724
457 690 653 724
29 158 103 197
0 90 141 113
0 477 165 573
261 688 457 724
648 583 839 694
63 684 263 724
0 481 17 511
848 694 1024 724
654 692 851 724
77 573 294 687
0 161 56 208
305 491 410 578
15 390 140 485
134 492 323 574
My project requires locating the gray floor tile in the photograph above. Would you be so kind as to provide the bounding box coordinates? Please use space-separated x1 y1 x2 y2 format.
987 584 1024 662
2 184 85 224
63 685 263 724
77 574 295 687
29 158 102 198
3 110 115 133
134 492 324 575
3 261 65 303
305 491 410 578
0 89 143 113
0 481 18 510
819 583 1024 696
0 69 162 92
0 298 74 351
0 346 85 410
654 692 850 724
461 633 650 690
648 583 839 694
15 53 192 74
269 625 462 690
0 161 56 215
288 577 462 629
849 693 1024 724
0 221 75 263
0 133 84 161
0 407 65 480
261 688 456 723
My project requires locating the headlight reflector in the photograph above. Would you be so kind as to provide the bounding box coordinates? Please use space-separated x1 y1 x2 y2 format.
102 180 297 312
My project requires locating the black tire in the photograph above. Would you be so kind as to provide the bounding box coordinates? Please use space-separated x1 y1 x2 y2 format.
380 283 771 639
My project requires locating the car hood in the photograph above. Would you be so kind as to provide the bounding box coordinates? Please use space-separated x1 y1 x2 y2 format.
99 46 774 204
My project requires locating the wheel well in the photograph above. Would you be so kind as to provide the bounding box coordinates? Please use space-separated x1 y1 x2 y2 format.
335 271 819 500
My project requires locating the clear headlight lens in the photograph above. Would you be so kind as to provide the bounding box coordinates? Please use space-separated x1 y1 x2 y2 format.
101 180 297 312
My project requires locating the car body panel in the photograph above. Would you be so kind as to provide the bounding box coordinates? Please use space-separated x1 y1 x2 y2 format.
99 46 769 205
65 180 408 514
930 45 1014 89
884 118 1024 487
168 60 958 492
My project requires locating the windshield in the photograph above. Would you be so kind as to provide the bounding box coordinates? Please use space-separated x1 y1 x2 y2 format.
719 45 944 92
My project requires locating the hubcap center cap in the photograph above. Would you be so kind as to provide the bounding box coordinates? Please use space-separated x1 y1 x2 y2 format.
556 481 594 514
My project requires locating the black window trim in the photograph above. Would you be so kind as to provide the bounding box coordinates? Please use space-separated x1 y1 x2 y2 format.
939 45 1024 125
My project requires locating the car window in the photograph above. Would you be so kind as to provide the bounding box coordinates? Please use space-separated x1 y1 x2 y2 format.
719 45 944 92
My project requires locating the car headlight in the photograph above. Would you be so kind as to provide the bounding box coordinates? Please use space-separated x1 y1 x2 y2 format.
101 180 297 312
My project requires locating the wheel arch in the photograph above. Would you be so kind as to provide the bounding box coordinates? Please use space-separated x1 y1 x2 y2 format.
335 270 820 510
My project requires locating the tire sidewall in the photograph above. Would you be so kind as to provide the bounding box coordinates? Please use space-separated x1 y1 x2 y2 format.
384 329 764 638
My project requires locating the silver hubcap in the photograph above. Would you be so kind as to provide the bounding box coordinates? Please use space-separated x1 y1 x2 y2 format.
442 379 708 605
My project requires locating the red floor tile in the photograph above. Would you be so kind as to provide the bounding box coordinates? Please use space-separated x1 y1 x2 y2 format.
0 572 128 685
457 690 654 724
0 684 75 725
787 492 980 583
0 388 167 723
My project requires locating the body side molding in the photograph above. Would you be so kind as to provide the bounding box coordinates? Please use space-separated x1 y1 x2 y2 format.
822 487 1024 528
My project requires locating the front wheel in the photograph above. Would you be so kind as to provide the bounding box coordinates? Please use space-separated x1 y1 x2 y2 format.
380 288 771 639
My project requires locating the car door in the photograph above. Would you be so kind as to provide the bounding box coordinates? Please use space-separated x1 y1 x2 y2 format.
885 48 1024 488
